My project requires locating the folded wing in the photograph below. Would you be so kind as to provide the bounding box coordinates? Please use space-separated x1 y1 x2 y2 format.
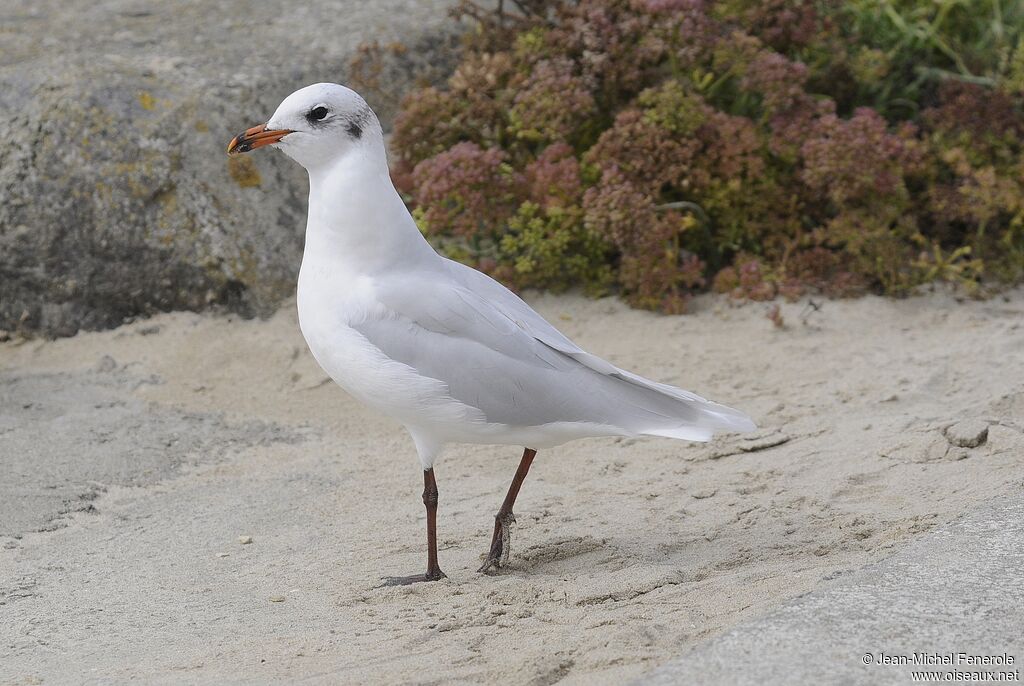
349 261 755 441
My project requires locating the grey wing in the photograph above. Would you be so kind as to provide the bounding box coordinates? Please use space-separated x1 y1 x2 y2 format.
443 259 756 432
352 268 751 437
352 315 600 427
352 279 652 428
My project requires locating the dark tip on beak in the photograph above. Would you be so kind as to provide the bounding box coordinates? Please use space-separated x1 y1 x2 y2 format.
226 124 293 156
227 137 253 155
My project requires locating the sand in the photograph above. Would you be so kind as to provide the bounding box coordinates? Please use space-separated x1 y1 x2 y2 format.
2 289 1023 684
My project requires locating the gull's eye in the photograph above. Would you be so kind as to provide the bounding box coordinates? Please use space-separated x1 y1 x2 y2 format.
308 106 329 122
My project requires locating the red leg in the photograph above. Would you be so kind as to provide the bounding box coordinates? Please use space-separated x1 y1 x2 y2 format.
479 448 536 573
381 468 446 586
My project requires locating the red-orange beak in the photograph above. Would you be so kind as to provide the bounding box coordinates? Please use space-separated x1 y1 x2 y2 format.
226 124 293 155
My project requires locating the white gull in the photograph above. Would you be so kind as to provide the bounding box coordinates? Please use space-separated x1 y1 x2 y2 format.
227 83 755 584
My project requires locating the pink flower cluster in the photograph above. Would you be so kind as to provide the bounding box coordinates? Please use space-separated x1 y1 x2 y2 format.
412 142 522 239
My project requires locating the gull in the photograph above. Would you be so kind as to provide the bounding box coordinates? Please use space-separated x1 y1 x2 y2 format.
227 83 756 584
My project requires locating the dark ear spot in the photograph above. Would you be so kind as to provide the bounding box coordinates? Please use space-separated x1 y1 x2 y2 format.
346 120 363 139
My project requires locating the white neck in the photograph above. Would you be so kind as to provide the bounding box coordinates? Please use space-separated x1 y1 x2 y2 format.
302 138 437 276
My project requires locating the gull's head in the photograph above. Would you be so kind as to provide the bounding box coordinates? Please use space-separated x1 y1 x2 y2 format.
227 83 382 170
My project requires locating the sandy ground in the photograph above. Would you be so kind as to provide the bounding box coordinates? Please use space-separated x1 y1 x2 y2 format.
2 290 1023 684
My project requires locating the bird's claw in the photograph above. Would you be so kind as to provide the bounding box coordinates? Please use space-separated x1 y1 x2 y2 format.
478 512 516 574
499 512 514 566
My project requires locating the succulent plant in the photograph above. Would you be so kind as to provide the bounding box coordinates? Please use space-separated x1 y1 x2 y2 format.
383 0 1023 311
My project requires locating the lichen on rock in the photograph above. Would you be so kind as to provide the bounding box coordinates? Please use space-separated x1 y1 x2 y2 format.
0 0 460 337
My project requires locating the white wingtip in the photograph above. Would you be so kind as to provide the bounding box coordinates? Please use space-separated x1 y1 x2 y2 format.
642 408 757 443
712 411 758 434
643 425 716 442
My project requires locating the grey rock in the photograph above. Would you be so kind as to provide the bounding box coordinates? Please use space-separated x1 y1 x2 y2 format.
0 0 463 337
637 498 1024 685
945 419 990 448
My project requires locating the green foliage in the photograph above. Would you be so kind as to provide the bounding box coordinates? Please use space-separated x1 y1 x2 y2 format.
839 0 1024 105
386 0 1024 311
500 202 614 293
